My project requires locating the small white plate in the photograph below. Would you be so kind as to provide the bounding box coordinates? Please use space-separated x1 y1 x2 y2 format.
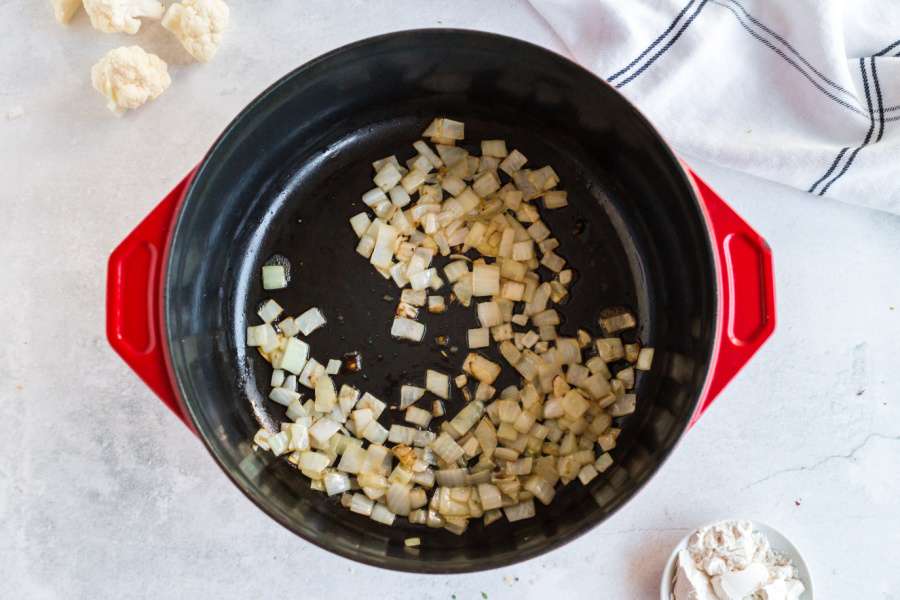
659 521 813 600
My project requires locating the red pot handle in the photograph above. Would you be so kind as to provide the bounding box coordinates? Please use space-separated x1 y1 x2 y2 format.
688 169 776 424
106 172 195 425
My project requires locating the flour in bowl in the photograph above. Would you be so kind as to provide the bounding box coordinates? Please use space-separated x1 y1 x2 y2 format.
672 520 806 600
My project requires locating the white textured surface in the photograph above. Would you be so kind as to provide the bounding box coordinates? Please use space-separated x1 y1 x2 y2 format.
1 1 899 598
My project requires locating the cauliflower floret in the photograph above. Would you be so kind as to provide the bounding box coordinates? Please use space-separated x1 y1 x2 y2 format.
50 0 82 24
91 46 171 115
162 0 230 63
83 0 163 34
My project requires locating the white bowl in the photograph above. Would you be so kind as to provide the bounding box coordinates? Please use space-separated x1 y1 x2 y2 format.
659 521 814 600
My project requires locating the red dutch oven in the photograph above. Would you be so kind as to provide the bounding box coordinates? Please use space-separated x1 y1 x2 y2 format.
106 30 774 572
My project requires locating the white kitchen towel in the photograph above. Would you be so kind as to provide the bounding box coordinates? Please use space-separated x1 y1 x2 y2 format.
528 0 900 214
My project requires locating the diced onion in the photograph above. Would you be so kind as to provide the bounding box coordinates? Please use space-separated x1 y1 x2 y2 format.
414 430 437 448
429 270 443 291
503 499 536 522
443 260 469 283
471 264 500 297
370 223 398 270
391 317 425 342
467 327 490 349
579 373 612 400
435 468 468 487
526 221 550 242
462 353 501 384
441 174 467 196
374 162 403 192
298 451 329 479
405 406 433 427
435 143 467 166
350 492 375 515
449 401 484 436
426 370 450 400
280 337 310 375
257 299 283 323
386 186 411 209
476 301 503 328
270 369 286 387
452 274 473 307
595 453 614 473
357 392 386 418
388 424 417 445
525 283 551 316
372 155 403 173
267 431 289 455
269 387 300 407
499 149 527 175
355 235 375 258
296 307 327 336
386 482 413 516
608 393 637 417
288 422 310 451
491 323 513 342
472 171 501 197
277 317 301 338
338 384 360 414
298 357 324 388
540 251 566 273
542 190 568 210
400 385 426 409
616 366 635 389
596 337 625 362
251 116 652 533
511 240 534 261
324 472 352 496
561 389 590 419
513 352 539 381
430 432 464 463
424 117 465 141
261 265 288 290
246 323 274 347
636 347 655 371
337 445 366 474
499 340 521 366
393 292 423 311
362 187 388 207
598 308 637 335
414 140 443 168
409 268 435 291
282 375 298 394
428 295 446 313
529 166 559 192
373 200 396 220
431 401 445 418
555 337 581 364
370 503 396 525
314 374 336 412
401 169 427 194
309 417 340 445
362 420 389 444
481 139 508 158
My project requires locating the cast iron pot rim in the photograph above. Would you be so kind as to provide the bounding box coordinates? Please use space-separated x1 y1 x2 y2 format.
164 28 719 574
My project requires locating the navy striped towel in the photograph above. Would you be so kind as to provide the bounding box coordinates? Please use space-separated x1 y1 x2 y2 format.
529 0 900 213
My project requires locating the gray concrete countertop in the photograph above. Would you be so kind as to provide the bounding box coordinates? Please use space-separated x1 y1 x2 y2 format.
2 1 898 598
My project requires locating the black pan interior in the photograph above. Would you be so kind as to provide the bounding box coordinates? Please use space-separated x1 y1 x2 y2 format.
165 30 717 572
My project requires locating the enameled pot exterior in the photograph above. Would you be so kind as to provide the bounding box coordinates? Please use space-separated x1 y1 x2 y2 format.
106 30 775 572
